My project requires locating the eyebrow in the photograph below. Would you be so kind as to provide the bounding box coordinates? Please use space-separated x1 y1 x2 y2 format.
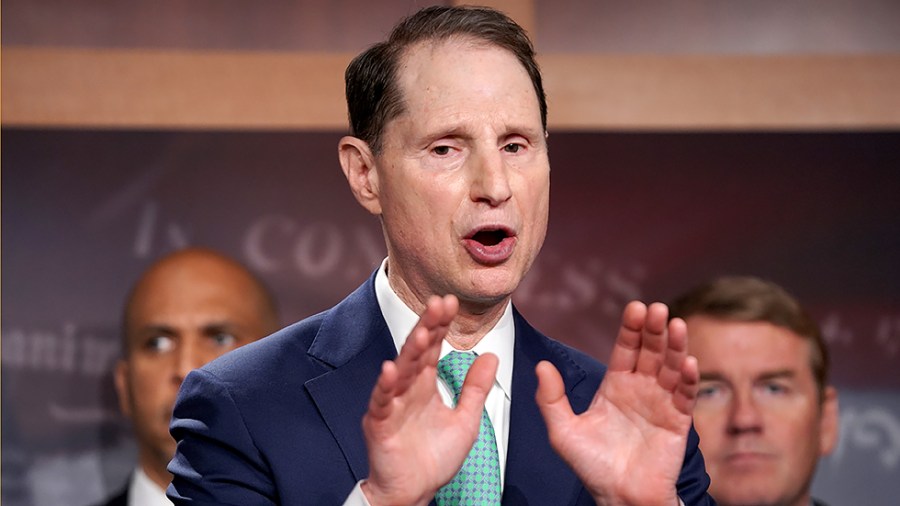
756 369 796 381
699 369 797 382
136 320 237 336
137 324 178 337
699 372 728 382
200 322 239 335
421 123 544 144
419 125 472 144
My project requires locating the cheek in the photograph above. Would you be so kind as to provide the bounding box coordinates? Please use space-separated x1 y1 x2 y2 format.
128 362 172 403
532 201 549 237
773 409 820 449
199 346 230 364
526 176 550 223
389 190 445 233
692 410 727 447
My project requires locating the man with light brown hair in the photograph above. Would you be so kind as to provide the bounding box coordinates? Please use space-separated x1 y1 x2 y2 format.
671 276 839 506
102 248 279 506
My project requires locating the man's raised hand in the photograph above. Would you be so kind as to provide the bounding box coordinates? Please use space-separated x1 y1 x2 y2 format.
535 301 699 506
361 294 499 506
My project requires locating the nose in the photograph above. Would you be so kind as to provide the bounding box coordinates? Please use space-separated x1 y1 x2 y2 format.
173 338 206 383
726 389 763 435
470 149 512 206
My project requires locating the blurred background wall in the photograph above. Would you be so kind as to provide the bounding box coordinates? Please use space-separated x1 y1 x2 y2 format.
3 1 900 504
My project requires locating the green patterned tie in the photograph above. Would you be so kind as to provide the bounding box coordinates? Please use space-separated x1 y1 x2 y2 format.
435 351 502 506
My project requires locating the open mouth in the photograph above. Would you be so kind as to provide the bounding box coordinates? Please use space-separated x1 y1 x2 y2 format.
469 228 509 246
463 226 516 265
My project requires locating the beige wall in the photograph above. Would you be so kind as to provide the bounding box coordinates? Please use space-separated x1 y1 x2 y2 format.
3 0 900 129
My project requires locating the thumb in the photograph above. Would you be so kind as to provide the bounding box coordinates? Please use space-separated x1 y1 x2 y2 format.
535 361 575 430
455 353 498 417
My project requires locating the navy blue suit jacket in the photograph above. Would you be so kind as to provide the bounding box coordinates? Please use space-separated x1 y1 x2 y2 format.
168 273 713 505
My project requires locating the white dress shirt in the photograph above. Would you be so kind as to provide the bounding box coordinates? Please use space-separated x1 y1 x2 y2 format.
127 467 172 506
344 259 515 505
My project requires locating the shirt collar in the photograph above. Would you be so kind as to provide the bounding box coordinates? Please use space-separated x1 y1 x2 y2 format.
129 466 172 506
374 258 514 400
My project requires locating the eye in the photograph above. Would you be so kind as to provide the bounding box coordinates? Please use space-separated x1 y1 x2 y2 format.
144 335 175 353
210 332 237 348
432 145 452 156
503 143 522 154
697 382 722 400
759 381 789 396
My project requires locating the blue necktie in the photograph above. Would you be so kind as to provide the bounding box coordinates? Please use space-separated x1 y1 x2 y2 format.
435 351 502 505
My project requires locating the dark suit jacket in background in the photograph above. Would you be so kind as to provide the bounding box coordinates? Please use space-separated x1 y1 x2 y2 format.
95 486 127 506
168 273 714 505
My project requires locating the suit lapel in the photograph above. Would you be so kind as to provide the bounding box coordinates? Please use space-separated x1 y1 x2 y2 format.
502 308 598 505
300 281 604 501
304 276 397 482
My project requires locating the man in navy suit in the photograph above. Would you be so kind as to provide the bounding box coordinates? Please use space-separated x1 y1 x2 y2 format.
103 248 279 506
168 6 714 505
670 277 839 506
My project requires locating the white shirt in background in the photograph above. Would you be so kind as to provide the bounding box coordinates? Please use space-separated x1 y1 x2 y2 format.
128 467 172 506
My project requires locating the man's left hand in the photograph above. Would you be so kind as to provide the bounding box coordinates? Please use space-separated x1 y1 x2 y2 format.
535 301 698 506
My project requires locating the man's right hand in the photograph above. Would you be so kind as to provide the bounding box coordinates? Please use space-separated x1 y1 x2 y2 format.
360 294 498 506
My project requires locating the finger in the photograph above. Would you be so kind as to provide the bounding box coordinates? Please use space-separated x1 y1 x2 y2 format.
418 294 456 331
393 295 456 392
672 355 700 415
367 360 399 420
607 301 647 373
657 317 688 392
392 326 431 396
634 302 670 376
420 295 458 367
535 361 576 432
438 294 459 326
455 353 498 419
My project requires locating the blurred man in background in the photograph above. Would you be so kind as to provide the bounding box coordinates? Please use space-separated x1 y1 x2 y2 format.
100 248 279 506
671 276 839 506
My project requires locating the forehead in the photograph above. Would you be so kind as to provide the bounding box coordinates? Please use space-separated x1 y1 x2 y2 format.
391 38 540 129
686 316 814 376
127 259 258 332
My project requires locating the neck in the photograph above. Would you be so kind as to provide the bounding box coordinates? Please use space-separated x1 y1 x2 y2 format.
386 261 510 350
445 299 509 350
139 451 173 492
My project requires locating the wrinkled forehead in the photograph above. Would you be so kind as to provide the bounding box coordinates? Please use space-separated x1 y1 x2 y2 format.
390 38 542 130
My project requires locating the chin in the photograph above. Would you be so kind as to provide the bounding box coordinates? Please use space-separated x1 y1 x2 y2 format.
711 485 781 506
476 258 524 279
458 282 513 305
463 292 513 308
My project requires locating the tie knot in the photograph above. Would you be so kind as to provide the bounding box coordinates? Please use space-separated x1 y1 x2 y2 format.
437 351 476 399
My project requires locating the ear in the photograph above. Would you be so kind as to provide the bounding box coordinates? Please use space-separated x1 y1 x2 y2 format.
114 359 133 419
339 136 382 215
818 385 840 456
